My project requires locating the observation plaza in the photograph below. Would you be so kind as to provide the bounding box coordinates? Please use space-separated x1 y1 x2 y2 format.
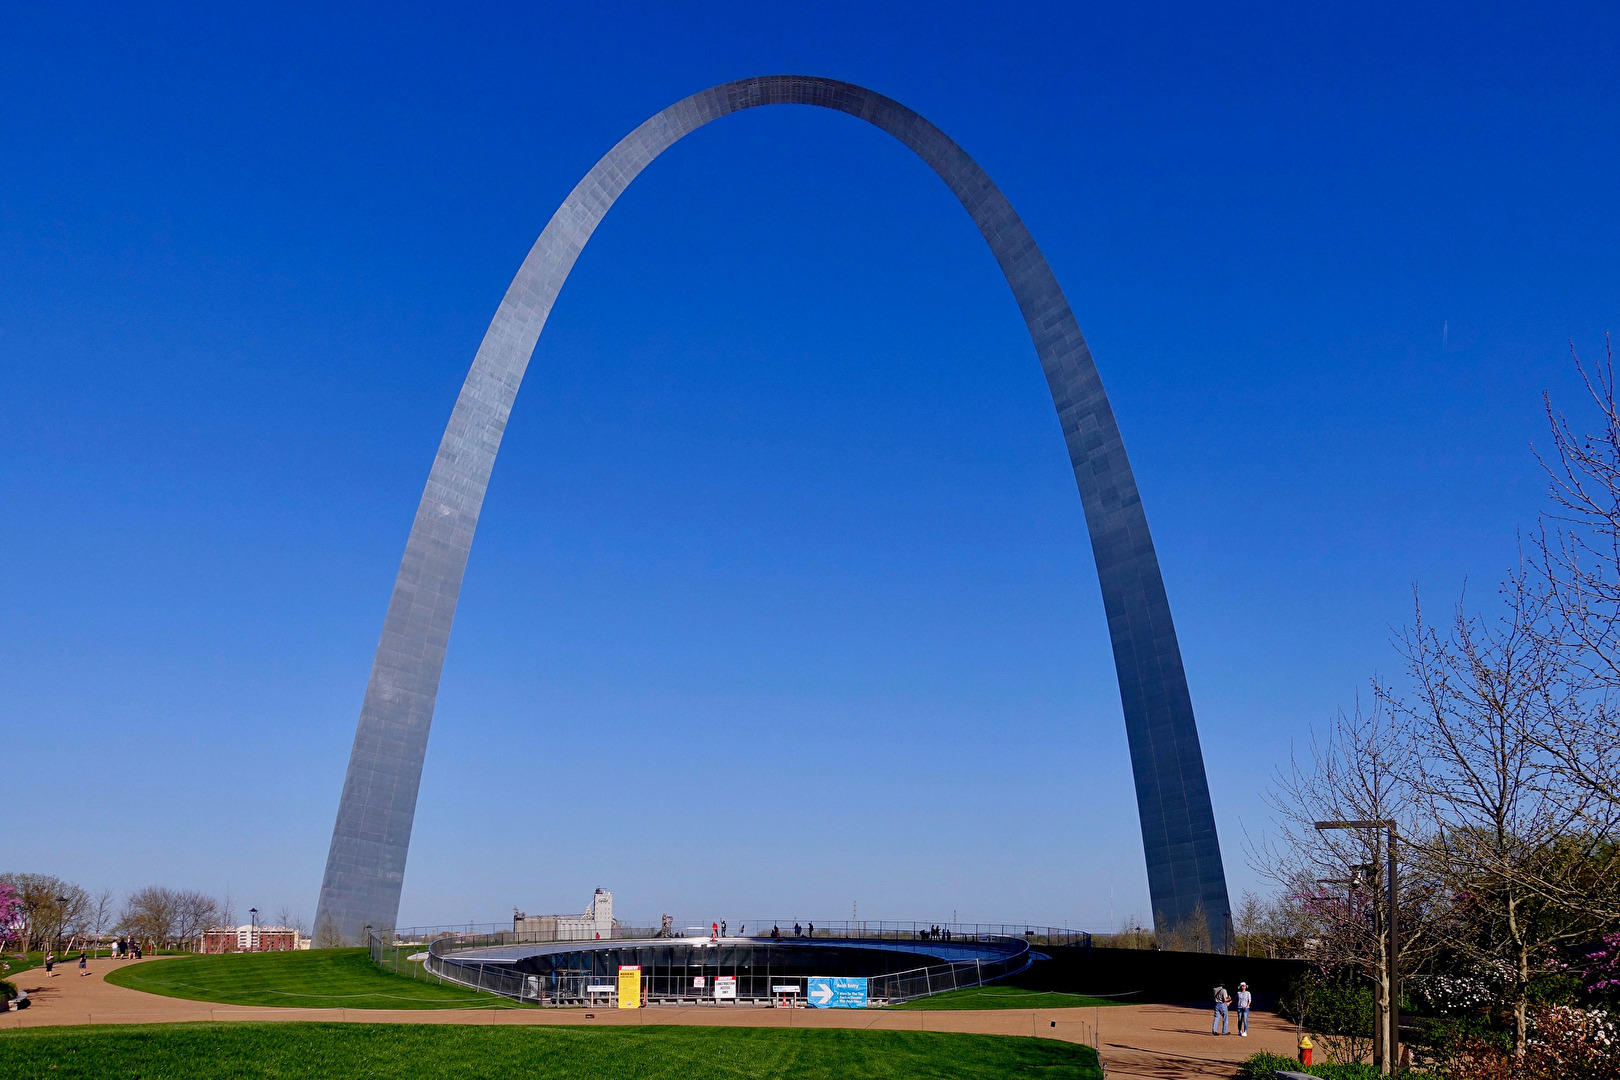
323 74 1237 1002
380 918 1087 1008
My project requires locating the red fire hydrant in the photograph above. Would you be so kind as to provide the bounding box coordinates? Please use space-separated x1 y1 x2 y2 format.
1298 1034 1314 1066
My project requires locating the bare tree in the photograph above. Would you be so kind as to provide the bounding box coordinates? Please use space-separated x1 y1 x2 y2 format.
1232 889 1312 959
1252 696 1436 1069
275 906 309 937
1383 579 1619 1057
1530 336 1620 825
89 889 115 947
171 891 221 949
1234 891 1267 958
1156 903 1212 953
119 887 179 950
312 912 344 949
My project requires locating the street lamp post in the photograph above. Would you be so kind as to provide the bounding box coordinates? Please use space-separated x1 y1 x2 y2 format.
1316 820 1400 1074
54 895 71 953
249 908 259 952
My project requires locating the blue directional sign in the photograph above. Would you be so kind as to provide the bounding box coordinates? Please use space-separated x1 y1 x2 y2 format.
807 976 868 1009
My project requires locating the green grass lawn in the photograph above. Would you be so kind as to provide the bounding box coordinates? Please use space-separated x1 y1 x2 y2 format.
0 1022 1102 1079
890 986 1125 1010
103 948 522 1009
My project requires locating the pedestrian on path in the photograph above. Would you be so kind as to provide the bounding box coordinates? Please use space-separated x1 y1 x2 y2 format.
1212 982 1230 1034
1235 983 1251 1036
79 952 88 976
44 952 55 976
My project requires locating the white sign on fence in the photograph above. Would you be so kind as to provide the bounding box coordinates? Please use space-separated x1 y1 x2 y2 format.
714 975 737 1000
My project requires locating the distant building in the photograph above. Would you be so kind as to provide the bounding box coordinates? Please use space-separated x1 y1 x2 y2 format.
513 888 614 940
199 924 305 953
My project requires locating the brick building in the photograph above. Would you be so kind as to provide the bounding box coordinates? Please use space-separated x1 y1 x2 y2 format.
199 924 304 953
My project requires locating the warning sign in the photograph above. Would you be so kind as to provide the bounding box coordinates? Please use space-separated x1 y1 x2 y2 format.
618 965 641 1009
714 975 737 1000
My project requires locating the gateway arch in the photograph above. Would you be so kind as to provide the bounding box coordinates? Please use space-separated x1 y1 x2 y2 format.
317 75 1231 945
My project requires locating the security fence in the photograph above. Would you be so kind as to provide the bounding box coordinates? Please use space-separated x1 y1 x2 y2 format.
868 950 1031 1002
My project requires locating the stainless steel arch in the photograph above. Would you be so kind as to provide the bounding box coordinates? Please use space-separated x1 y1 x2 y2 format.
316 75 1230 945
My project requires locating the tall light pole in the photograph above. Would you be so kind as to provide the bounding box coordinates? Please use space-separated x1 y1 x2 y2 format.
1316 820 1400 1074
249 908 259 952
54 895 70 952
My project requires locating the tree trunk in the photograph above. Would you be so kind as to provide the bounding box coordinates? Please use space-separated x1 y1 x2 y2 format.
1514 943 1531 1057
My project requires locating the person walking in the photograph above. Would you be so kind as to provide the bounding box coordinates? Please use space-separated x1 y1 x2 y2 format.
44 952 55 976
720 920 727 937
711 922 718 941
1212 981 1231 1034
1235 982 1252 1036
807 922 814 938
79 952 88 977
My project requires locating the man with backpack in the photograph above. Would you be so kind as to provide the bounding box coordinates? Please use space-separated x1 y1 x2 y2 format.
1212 981 1231 1034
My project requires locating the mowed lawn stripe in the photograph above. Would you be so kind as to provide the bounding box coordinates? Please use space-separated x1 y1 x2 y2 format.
103 948 521 1009
0 1022 1102 1079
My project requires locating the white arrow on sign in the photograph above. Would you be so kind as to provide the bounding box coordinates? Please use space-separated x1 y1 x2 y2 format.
809 982 833 1006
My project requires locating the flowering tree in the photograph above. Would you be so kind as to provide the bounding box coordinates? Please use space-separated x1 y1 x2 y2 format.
0 882 21 952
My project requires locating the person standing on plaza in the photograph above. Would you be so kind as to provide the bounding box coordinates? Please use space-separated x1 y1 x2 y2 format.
44 952 55 976
1234 982 1251 1035
1212 981 1230 1035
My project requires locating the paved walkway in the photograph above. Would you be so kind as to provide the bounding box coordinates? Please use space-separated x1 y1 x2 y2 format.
3 958 1298 1077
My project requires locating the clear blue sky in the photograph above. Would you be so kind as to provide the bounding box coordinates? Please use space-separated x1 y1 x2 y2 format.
3 2 1616 931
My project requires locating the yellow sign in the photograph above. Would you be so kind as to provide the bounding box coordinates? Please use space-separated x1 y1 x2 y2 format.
618 965 641 1009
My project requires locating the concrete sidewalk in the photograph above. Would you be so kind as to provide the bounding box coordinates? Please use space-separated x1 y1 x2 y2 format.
3 957 1298 1077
